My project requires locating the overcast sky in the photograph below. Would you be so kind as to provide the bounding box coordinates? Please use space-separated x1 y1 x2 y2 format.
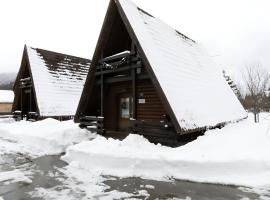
0 0 269 80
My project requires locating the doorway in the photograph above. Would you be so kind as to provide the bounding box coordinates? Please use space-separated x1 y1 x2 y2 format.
118 93 133 131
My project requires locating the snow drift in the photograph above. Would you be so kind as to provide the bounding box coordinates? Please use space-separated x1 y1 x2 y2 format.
0 90 14 103
63 113 270 188
0 118 95 156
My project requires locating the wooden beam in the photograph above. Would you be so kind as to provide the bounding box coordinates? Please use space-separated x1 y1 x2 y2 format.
97 56 140 70
20 85 32 89
20 88 22 115
30 88 31 112
100 73 104 117
95 63 141 76
132 68 136 118
99 51 132 63
96 74 150 85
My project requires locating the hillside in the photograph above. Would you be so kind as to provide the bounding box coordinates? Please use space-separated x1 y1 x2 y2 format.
0 72 16 90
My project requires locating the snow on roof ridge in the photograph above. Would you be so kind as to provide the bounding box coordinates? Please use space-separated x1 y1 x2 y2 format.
26 45 91 62
119 0 196 44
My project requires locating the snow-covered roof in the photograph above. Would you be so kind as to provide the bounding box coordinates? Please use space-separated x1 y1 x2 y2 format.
26 46 90 117
0 90 14 103
118 0 247 130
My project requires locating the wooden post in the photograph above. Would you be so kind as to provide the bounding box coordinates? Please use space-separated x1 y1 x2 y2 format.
100 72 104 117
131 41 137 119
132 68 136 119
20 87 23 118
30 88 31 113
100 51 104 117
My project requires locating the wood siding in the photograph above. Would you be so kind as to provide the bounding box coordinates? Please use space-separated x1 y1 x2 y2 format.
136 80 166 120
102 79 167 130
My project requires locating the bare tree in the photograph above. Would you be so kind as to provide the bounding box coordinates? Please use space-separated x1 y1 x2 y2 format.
223 70 243 100
242 63 270 122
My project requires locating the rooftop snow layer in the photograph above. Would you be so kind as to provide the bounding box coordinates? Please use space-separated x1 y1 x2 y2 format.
0 90 14 103
26 46 90 117
118 0 247 130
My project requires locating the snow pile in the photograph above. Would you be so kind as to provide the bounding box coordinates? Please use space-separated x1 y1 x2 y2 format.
0 169 32 184
63 114 270 188
0 119 95 156
0 90 14 103
118 0 247 130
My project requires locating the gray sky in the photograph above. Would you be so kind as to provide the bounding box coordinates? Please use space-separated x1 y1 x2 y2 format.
0 0 269 80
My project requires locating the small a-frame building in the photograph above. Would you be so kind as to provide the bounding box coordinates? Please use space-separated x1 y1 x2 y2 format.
75 0 247 145
13 45 91 120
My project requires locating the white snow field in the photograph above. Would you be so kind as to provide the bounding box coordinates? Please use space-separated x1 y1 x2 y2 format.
0 169 32 184
0 118 95 156
0 90 14 103
0 115 269 199
63 113 270 189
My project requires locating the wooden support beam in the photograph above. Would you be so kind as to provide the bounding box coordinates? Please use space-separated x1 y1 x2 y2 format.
81 116 104 121
19 84 32 89
96 74 150 85
100 74 104 117
132 68 137 118
20 88 22 117
100 51 132 63
95 63 141 76
20 77 31 82
30 88 31 112
97 56 140 70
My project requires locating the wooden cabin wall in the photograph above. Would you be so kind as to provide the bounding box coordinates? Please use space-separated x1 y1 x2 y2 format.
136 79 167 121
102 78 167 131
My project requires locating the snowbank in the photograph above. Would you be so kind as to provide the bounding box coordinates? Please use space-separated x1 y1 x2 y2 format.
0 90 14 103
63 113 270 188
0 169 32 184
0 118 95 156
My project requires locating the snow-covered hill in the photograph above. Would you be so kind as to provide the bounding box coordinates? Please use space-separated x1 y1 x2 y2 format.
0 72 16 90
0 72 16 85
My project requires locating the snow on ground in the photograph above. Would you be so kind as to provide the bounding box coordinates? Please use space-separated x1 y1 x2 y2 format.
0 169 32 184
52 163 150 200
0 114 269 199
63 113 270 189
0 118 95 156
0 90 14 103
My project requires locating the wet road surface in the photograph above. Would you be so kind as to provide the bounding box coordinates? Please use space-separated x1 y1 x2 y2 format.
0 152 269 200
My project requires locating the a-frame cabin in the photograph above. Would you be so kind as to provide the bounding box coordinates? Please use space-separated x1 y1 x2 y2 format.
13 45 91 120
75 0 247 145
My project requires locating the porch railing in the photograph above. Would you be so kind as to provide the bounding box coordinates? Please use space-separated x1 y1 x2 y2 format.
79 116 104 135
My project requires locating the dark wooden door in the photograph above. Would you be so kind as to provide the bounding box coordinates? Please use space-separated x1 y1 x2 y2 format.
118 93 133 131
